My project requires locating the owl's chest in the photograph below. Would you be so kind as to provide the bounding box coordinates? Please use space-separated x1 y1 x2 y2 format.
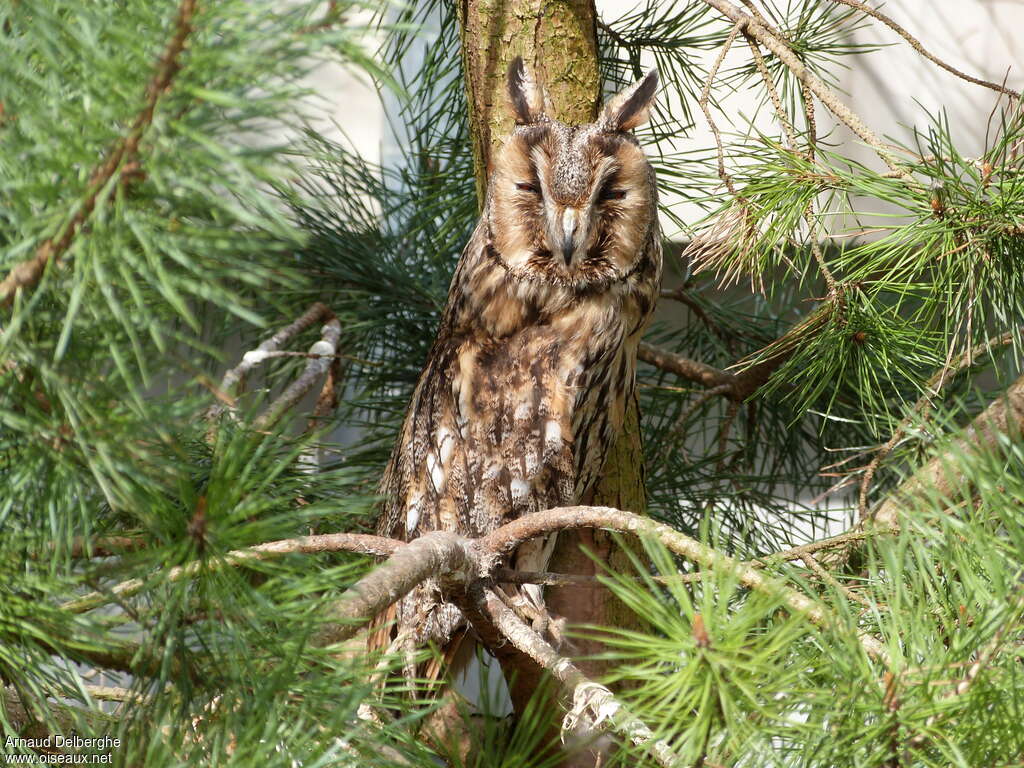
462 296 634 496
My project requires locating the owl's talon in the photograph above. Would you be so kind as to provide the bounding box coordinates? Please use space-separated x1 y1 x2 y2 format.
546 614 570 650
531 613 549 636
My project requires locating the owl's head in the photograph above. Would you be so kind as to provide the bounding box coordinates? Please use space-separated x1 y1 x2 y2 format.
486 58 659 291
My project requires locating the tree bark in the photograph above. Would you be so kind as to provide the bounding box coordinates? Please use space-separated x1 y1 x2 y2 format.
456 0 601 205
456 2 650 761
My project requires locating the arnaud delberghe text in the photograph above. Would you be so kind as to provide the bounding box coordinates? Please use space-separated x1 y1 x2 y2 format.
5 735 121 751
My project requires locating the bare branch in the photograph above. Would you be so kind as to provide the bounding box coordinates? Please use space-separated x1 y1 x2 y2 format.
83 685 142 703
474 586 683 768
0 0 198 306
252 317 343 431
659 287 727 342
62 532 401 614
700 20 745 196
698 0 913 179
639 307 810 402
315 532 473 647
61 536 147 559
299 351 344 470
744 34 799 148
829 0 1020 101
755 525 895 567
217 303 335 401
800 553 873 608
638 342 737 392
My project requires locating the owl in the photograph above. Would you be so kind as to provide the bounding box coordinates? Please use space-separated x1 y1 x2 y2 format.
374 58 662 671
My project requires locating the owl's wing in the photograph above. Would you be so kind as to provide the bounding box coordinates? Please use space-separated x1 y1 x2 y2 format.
381 328 575 540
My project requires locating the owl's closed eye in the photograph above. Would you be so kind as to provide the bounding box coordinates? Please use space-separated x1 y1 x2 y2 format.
487 60 660 291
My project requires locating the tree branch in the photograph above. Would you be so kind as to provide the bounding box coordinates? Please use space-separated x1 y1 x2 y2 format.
315 532 473 647
638 325 798 402
698 0 913 179
828 0 1020 101
64 536 147 558
0 0 198 306
479 506 890 663
62 532 401 614
474 585 683 768
638 342 737 393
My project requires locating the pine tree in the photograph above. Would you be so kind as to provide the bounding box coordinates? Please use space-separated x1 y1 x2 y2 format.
3 1 1024 766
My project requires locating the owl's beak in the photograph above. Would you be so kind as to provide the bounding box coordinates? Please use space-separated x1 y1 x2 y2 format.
560 208 579 266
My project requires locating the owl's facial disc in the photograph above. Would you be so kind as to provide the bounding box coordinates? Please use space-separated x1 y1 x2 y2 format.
489 117 655 288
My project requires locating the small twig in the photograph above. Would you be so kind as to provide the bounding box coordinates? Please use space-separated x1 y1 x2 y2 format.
660 287 727 342
493 568 605 587
699 0 913 179
800 553 872 608
803 81 818 159
716 400 739 465
233 349 361 362
745 35 799 148
829 0 1020 101
252 316 342 431
672 384 733 449
744 18 839 296
755 526 896 569
0 0 198 306
83 685 141 703
307 354 342 433
700 20 745 196
209 302 335 417
493 567 701 589
298 346 345 473
62 532 402 614
55 536 147 559
596 20 644 79
474 586 683 768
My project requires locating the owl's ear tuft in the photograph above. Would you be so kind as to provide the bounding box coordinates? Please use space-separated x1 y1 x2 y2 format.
601 69 659 132
507 56 546 124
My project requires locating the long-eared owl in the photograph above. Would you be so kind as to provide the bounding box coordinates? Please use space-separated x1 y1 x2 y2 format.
376 58 662 656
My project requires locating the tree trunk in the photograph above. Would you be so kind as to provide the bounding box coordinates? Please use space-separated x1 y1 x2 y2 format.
456 0 601 204
456 2 650 761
